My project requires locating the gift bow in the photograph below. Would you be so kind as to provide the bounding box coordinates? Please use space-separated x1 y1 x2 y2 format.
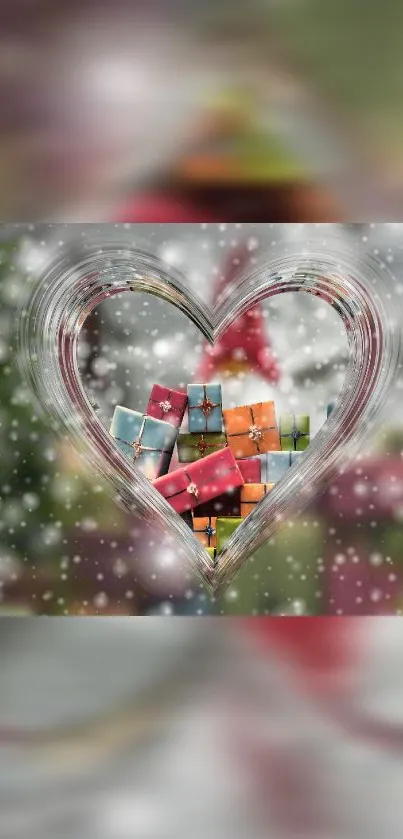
165 464 239 505
194 518 217 546
281 415 309 448
113 418 172 462
159 399 172 413
194 434 226 456
189 385 221 430
227 406 277 454
149 389 183 416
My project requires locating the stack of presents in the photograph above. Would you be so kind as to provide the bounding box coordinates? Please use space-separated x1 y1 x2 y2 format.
109 383 310 564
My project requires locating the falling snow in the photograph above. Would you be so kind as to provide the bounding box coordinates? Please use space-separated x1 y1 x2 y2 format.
0 223 403 614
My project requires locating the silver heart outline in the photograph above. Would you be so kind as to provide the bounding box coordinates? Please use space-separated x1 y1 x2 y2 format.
19 235 401 598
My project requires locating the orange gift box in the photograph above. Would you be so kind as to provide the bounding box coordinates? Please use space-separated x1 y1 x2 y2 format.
223 401 280 459
240 483 274 517
193 516 217 548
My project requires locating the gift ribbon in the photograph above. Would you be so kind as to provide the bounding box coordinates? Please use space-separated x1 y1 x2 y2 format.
194 517 217 546
241 483 272 513
188 385 221 432
164 463 240 506
227 405 277 454
112 418 172 463
148 389 184 418
280 414 309 450
192 434 227 456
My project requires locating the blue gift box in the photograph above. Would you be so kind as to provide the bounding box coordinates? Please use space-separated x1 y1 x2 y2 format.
110 406 177 480
260 450 303 483
187 383 223 433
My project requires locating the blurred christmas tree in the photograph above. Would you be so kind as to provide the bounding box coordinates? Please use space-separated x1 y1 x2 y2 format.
0 239 128 613
0 240 65 601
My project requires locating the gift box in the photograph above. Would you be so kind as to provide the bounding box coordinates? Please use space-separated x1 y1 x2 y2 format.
146 384 187 428
177 432 227 463
193 488 241 517
216 517 243 552
223 401 280 459
110 406 177 480
237 458 261 484
240 483 274 517
260 451 303 483
153 447 244 514
193 516 217 548
187 383 223 433
279 414 310 451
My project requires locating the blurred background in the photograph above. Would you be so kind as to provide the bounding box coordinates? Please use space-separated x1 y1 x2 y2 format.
1 221 403 616
0 0 403 220
2 7 403 836
1 616 403 838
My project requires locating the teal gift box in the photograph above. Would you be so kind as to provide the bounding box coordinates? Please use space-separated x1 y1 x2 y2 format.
187 383 223 433
261 451 303 483
110 406 177 480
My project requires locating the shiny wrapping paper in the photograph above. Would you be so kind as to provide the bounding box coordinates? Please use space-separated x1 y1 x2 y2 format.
279 414 310 452
187 383 223 433
110 406 177 480
240 483 275 518
146 384 187 428
177 432 227 463
153 447 244 514
223 401 280 459
193 516 217 548
237 458 261 484
216 517 244 553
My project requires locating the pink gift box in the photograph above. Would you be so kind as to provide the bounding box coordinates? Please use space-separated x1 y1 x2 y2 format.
153 447 244 514
146 384 187 428
237 458 261 484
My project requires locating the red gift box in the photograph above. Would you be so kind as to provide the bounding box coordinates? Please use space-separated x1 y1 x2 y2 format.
146 384 187 428
237 458 261 484
153 448 244 514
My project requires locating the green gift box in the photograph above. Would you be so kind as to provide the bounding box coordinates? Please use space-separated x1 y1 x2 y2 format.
177 432 227 462
216 517 243 552
206 547 216 564
279 414 310 451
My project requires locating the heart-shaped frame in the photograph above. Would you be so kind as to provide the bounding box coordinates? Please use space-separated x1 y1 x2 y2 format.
19 233 400 598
